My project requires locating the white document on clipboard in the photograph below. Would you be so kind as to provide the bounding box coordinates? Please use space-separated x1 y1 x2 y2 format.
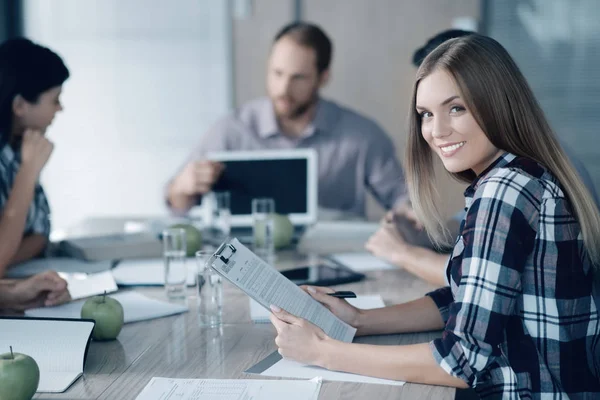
209 239 356 342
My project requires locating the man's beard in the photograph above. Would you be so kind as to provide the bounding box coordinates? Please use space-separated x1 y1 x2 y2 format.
274 92 318 120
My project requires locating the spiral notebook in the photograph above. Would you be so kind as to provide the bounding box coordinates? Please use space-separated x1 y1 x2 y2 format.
0 317 95 393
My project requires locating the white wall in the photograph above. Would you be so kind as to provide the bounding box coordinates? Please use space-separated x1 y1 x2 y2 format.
23 0 233 235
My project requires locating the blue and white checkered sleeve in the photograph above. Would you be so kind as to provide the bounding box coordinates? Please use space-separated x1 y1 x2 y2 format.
28 185 51 237
429 170 539 385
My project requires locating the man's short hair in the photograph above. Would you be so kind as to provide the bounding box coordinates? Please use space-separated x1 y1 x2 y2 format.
412 29 474 67
274 22 333 74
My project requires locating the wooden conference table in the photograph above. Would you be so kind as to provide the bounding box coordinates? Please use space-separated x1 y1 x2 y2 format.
32 217 456 400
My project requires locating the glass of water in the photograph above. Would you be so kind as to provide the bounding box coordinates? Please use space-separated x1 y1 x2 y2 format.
162 228 187 299
213 191 231 239
196 250 223 326
252 198 275 261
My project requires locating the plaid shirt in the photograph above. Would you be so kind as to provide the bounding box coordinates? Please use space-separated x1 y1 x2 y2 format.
0 143 51 237
427 152 600 399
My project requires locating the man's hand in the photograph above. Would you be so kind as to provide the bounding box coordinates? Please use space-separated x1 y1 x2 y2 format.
20 129 54 177
173 160 224 196
385 199 422 230
6 271 70 310
365 221 409 266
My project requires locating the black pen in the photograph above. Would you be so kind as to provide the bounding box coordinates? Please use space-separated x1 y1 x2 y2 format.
327 291 357 298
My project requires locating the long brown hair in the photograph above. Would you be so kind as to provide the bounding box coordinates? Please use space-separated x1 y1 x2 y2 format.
406 34 600 271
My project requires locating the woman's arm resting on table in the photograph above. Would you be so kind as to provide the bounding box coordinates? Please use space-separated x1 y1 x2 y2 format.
322 340 469 388
270 305 467 388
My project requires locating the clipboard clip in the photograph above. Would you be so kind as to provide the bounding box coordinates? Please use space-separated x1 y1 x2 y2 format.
215 242 237 264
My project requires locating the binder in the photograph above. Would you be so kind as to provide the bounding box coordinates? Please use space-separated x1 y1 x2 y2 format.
59 233 162 261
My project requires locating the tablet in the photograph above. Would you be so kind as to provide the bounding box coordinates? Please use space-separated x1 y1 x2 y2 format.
206 149 318 227
280 263 366 286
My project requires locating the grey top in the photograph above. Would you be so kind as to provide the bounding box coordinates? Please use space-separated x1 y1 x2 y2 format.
175 97 406 217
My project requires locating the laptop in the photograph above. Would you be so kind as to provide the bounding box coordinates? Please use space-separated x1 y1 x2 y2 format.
200 149 318 244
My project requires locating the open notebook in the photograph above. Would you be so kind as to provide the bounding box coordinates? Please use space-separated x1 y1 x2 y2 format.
0 317 94 393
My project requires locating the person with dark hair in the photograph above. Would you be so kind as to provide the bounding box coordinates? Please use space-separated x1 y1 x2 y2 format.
269 34 600 398
365 29 600 287
167 22 407 217
0 38 69 278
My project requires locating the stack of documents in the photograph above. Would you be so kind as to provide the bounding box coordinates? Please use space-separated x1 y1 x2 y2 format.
0 318 95 393
136 377 322 400
251 355 404 386
5 257 112 278
58 270 118 300
330 252 396 272
59 232 162 261
298 221 379 253
111 258 197 286
25 291 188 323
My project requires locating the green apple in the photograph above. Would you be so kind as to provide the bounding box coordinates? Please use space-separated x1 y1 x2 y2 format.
254 214 294 249
169 223 202 256
81 292 124 341
0 346 39 400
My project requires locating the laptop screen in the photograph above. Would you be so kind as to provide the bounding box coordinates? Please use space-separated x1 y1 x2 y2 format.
212 158 308 215
203 149 318 226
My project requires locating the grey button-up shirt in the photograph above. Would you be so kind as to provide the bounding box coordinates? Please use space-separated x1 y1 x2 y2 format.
176 97 406 217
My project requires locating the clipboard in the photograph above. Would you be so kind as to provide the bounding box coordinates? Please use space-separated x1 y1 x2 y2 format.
207 239 357 342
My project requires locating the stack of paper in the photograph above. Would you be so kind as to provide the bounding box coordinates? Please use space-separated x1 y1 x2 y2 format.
298 221 379 253
250 294 386 323
330 252 396 272
0 318 95 393
5 257 112 278
256 356 404 386
25 291 188 323
59 270 118 300
136 377 322 400
112 258 197 286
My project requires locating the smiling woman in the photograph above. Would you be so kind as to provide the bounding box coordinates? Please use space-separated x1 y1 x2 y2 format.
415 73 502 176
269 34 600 399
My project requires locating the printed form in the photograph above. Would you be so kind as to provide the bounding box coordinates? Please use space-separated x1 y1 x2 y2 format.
210 239 356 342
135 377 322 400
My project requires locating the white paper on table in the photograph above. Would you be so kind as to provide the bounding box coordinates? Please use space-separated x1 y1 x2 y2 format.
59 270 118 300
25 291 188 323
250 295 385 323
210 239 356 343
0 318 94 393
111 258 196 286
5 257 112 278
135 377 322 400
261 358 404 386
330 252 396 272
